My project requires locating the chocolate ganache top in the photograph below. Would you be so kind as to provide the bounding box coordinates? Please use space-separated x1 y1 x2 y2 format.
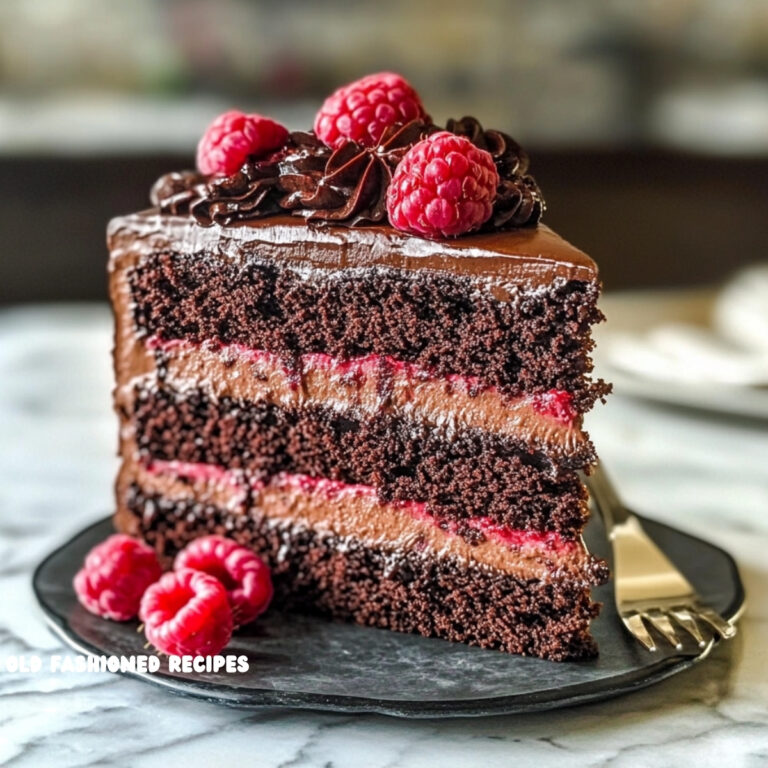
150 117 545 232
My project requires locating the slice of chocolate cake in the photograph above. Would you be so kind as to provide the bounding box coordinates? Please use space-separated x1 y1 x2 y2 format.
108 73 610 661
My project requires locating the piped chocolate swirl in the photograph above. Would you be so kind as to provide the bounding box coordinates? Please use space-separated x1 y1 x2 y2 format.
151 117 544 230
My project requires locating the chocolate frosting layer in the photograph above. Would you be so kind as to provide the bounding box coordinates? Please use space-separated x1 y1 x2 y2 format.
117 455 605 585
108 211 597 292
115 337 593 465
150 117 544 232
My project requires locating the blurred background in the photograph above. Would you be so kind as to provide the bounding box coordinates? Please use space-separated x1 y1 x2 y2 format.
1 9 767 738
1 0 767 303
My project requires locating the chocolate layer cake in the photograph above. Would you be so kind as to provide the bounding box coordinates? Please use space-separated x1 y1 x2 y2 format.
108 81 609 661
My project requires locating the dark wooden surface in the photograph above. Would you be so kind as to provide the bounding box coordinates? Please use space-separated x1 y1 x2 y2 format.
2 151 766 304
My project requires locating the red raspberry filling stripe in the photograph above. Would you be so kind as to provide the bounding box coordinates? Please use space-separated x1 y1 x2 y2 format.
145 335 577 427
146 459 580 556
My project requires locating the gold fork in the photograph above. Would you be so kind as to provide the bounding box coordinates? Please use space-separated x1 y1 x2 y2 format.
585 464 738 653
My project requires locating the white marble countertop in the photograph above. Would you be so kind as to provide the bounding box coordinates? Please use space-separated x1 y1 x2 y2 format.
1 303 767 767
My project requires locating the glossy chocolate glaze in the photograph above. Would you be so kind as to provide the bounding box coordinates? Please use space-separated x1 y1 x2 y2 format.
108 211 598 296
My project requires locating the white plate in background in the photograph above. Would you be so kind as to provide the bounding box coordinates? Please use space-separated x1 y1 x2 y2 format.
594 289 768 420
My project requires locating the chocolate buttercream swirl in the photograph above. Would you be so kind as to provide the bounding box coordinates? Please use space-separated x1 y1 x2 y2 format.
185 157 287 227
152 116 544 232
447 116 545 228
279 120 438 225
150 167 279 226
149 170 206 214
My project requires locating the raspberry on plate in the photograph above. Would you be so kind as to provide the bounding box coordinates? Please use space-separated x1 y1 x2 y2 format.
139 568 233 657
387 131 499 238
73 534 162 621
197 110 288 176
175 535 273 627
314 72 427 149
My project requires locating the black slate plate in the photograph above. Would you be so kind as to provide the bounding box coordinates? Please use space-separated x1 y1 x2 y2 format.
33 513 744 718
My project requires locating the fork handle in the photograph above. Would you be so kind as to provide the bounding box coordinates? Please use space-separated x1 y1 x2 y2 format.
586 463 632 534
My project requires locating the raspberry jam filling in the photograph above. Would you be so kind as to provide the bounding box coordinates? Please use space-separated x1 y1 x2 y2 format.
146 459 579 556
145 335 576 426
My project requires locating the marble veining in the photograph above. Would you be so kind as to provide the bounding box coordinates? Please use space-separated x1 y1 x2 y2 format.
0 304 767 767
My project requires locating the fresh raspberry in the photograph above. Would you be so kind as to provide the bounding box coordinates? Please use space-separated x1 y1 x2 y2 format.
314 72 427 149
531 389 576 425
387 132 499 238
175 536 273 627
196 110 288 176
73 534 162 621
139 569 233 656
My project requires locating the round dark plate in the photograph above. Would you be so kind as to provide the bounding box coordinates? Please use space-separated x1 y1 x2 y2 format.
33 514 744 718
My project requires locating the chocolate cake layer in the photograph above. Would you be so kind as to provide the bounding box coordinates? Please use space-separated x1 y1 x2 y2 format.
128 382 591 537
118 485 602 661
109 214 609 411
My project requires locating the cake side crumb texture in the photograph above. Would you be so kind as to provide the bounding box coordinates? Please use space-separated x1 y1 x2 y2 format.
107 212 610 660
